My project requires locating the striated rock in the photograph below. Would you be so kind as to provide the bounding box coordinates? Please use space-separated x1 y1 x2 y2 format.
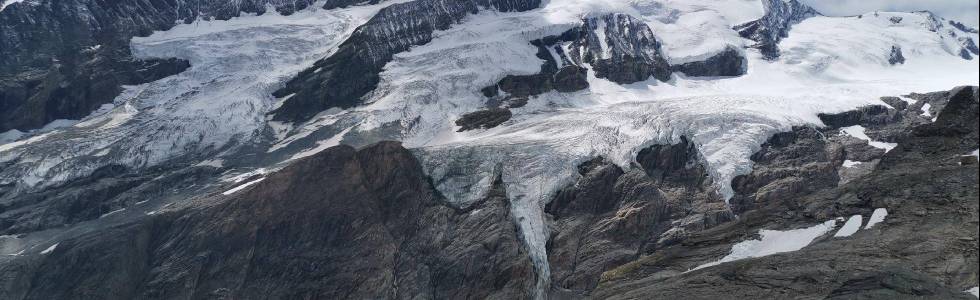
545 137 733 295
455 108 513 132
270 0 541 124
671 46 747 77
734 0 821 59
0 142 538 299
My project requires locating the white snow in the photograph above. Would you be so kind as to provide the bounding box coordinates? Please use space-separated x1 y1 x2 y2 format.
692 220 838 270
966 287 979 298
840 125 898 152
226 168 267 183
222 177 265 195
39 243 58 255
920 102 932 117
864 208 889 229
966 149 979 160
834 215 863 237
842 160 862 168
99 208 125 219
0 0 26 12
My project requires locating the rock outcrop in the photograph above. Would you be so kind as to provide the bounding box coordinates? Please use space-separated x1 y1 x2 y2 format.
889 45 906 65
269 0 542 124
733 0 821 59
671 46 747 77
455 108 513 132
545 137 733 296
0 142 538 299
480 12 672 108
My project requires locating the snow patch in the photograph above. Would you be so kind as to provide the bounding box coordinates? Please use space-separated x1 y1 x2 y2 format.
226 168 267 183
834 215 863 237
920 102 932 117
39 243 58 255
99 208 125 219
223 177 265 195
692 220 837 270
842 160 862 168
864 208 888 229
840 125 898 152
966 287 979 298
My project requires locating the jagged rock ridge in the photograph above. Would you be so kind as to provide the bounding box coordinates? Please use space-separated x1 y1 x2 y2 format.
269 0 542 124
734 0 821 59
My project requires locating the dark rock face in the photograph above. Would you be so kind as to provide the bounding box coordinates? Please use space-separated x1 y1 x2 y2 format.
545 137 733 295
0 0 341 132
672 46 747 77
734 0 820 59
591 86 978 299
817 104 897 128
552 65 590 92
270 0 541 124
0 142 538 299
455 107 512 131
889 45 906 65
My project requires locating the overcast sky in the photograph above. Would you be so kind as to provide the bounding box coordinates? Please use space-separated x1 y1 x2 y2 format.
799 0 980 27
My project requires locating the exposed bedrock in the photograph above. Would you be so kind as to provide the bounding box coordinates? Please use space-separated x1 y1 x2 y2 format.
270 0 542 124
0 0 339 132
0 142 538 299
455 107 513 132
671 46 747 77
733 0 821 60
484 12 747 108
545 136 733 295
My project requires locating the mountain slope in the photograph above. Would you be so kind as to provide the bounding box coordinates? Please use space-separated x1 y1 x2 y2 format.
0 0 978 298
